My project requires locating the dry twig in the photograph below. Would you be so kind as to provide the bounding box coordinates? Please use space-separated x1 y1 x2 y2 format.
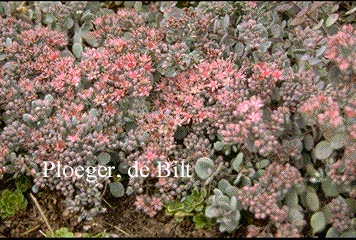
20 225 40 237
29 193 54 237
104 221 131 237
102 198 113 209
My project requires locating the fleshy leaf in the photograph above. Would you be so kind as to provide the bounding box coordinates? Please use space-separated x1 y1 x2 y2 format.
195 157 214 180
326 14 339 27
326 227 339 237
109 181 125 198
330 133 346 150
321 178 339 197
315 141 333 160
205 206 220 218
72 43 83 58
232 153 243 172
340 230 356 238
214 141 224 151
285 188 299 208
218 179 231 193
303 134 314 151
288 207 304 225
306 186 320 212
310 211 326 235
97 152 111 165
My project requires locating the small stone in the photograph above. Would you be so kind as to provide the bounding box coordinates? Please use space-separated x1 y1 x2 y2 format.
83 225 91 231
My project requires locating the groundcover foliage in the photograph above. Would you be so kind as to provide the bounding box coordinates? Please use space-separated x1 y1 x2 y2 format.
0 1 355 237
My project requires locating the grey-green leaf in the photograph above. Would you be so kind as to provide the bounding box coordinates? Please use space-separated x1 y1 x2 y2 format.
164 66 176 78
44 94 54 104
97 152 111 165
83 33 99 48
321 178 339 197
322 204 332 224
313 19 324 30
65 18 74 29
345 198 356 214
205 206 220 218
326 14 339 27
218 179 231 193
306 186 320 212
340 230 356 238
225 186 239 198
234 42 244 57
232 153 243 172
109 181 125 198
310 211 326 235
89 108 98 118
259 41 272 53
134 1 143 11
222 14 230 30
195 157 214 180
230 196 237 211
214 141 224 151
288 207 304 225
330 133 346 150
23 113 33 123
304 134 314 151
72 43 83 59
326 227 339 237
345 6 356 15
315 140 333 160
81 10 94 22
285 188 299 208
255 159 269 169
271 25 281 38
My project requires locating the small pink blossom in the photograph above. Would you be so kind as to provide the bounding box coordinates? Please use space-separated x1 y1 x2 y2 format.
67 134 79 143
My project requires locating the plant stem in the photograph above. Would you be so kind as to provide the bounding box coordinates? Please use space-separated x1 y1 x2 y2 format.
20 225 40 237
29 193 54 237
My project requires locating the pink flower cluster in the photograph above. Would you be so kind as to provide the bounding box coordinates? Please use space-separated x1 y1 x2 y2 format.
300 93 343 128
326 25 356 73
329 197 356 233
237 163 303 222
134 195 163 217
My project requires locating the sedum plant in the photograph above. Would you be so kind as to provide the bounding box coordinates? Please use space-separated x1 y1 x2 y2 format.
0 1 356 237
0 189 27 219
165 187 215 229
52 227 74 238
48 227 110 238
205 182 241 233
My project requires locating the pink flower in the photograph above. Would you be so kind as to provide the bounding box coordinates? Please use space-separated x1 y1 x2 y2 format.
237 101 250 114
248 111 262 123
67 134 79 143
151 197 163 211
193 100 203 109
339 60 349 71
71 75 81 86
134 196 145 210
249 96 263 109
272 70 282 80
97 133 110 144
146 151 156 161
246 1 257 8
145 207 156 217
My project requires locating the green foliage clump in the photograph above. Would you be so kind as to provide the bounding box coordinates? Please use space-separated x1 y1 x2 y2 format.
0 189 27 219
49 227 109 238
15 174 32 192
165 188 215 229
